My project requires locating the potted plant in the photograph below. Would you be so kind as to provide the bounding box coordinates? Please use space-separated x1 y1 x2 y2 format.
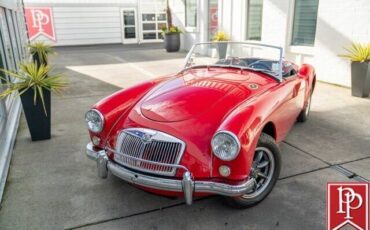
162 26 182 52
28 41 55 68
340 43 370 98
213 31 230 59
0 62 68 141
162 0 182 52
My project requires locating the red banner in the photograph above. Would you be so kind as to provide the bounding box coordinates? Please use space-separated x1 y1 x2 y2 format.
25 7 56 41
209 7 218 35
327 182 369 230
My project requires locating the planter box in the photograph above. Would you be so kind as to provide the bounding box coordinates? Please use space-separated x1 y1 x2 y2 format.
20 89 51 141
32 53 47 68
164 33 180 52
351 62 370 98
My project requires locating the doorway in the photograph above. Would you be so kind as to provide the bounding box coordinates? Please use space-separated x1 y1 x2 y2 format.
121 8 138 44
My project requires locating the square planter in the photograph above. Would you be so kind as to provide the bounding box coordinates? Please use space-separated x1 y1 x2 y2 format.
20 89 51 141
351 61 370 98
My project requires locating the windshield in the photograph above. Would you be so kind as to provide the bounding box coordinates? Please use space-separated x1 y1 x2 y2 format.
183 42 283 81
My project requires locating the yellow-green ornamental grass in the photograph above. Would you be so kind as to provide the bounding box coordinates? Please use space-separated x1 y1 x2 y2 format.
28 41 55 64
161 25 182 35
0 62 68 115
340 43 370 62
212 31 230 42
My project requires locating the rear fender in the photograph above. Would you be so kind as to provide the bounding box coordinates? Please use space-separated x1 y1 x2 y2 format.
298 64 316 99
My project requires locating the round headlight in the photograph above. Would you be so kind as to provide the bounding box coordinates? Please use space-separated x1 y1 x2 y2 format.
211 131 240 161
85 109 104 133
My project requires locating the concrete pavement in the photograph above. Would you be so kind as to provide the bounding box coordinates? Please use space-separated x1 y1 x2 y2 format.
0 44 369 230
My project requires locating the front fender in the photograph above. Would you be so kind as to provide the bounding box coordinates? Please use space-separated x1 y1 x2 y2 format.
212 86 281 181
89 77 169 148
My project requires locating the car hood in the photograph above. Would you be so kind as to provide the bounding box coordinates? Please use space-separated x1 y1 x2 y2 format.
107 68 278 178
139 68 276 122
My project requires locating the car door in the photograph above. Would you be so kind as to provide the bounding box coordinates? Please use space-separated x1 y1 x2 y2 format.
272 65 304 140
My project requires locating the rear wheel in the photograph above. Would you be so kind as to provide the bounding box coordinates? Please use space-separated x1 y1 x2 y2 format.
225 133 281 208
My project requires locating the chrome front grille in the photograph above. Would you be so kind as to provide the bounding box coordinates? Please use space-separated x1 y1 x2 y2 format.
114 128 186 176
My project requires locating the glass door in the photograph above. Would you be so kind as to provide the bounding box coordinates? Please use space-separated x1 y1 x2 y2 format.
121 8 138 44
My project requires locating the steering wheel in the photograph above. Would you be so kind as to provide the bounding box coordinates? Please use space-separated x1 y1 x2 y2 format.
247 60 272 71
227 56 248 67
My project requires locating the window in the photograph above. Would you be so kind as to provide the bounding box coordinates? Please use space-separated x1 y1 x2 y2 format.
208 0 218 40
141 12 167 40
246 0 263 41
185 0 197 28
291 0 319 46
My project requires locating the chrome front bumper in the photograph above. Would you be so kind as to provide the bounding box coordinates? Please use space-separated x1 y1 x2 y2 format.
86 142 255 205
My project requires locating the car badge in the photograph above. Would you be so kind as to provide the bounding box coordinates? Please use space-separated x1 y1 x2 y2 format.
141 133 152 143
249 83 259 90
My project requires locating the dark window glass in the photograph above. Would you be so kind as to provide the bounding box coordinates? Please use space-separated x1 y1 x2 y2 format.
124 11 135 26
124 27 136 39
156 14 166 21
185 0 197 27
143 32 156 40
5 9 19 68
142 23 156 31
142 14 155 22
247 0 263 41
291 0 319 46
0 9 15 76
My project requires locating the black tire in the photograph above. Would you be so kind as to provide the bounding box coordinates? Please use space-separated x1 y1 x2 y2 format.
225 133 281 209
297 90 312 122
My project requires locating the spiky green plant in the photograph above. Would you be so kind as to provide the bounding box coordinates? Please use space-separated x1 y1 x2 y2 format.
340 43 370 62
0 62 68 115
28 41 55 66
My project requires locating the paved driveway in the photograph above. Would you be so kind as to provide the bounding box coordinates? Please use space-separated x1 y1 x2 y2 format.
0 44 369 230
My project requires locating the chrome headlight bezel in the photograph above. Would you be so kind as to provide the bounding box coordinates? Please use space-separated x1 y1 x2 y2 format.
85 109 104 133
211 130 241 161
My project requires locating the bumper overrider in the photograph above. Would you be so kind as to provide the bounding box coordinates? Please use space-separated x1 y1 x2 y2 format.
86 142 255 205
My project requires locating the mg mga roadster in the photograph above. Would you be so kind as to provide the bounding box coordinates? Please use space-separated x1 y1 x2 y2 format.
85 42 315 208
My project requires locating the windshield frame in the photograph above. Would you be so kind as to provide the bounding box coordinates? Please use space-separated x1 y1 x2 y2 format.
182 41 284 82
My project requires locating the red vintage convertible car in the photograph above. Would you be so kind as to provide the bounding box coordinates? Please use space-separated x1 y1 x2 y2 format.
85 42 315 208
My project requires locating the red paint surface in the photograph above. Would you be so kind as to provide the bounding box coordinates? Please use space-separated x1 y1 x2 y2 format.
89 65 315 197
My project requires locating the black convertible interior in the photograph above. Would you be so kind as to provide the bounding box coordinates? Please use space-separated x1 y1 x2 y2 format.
216 57 297 78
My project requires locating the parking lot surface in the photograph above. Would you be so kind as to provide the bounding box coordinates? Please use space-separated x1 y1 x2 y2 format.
0 44 369 230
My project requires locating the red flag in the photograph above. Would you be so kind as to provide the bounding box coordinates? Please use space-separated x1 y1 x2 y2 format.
25 7 56 41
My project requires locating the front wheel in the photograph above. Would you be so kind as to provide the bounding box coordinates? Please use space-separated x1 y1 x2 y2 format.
225 133 281 208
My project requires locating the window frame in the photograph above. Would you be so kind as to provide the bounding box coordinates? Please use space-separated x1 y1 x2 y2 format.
290 0 319 47
246 0 264 41
185 0 198 32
